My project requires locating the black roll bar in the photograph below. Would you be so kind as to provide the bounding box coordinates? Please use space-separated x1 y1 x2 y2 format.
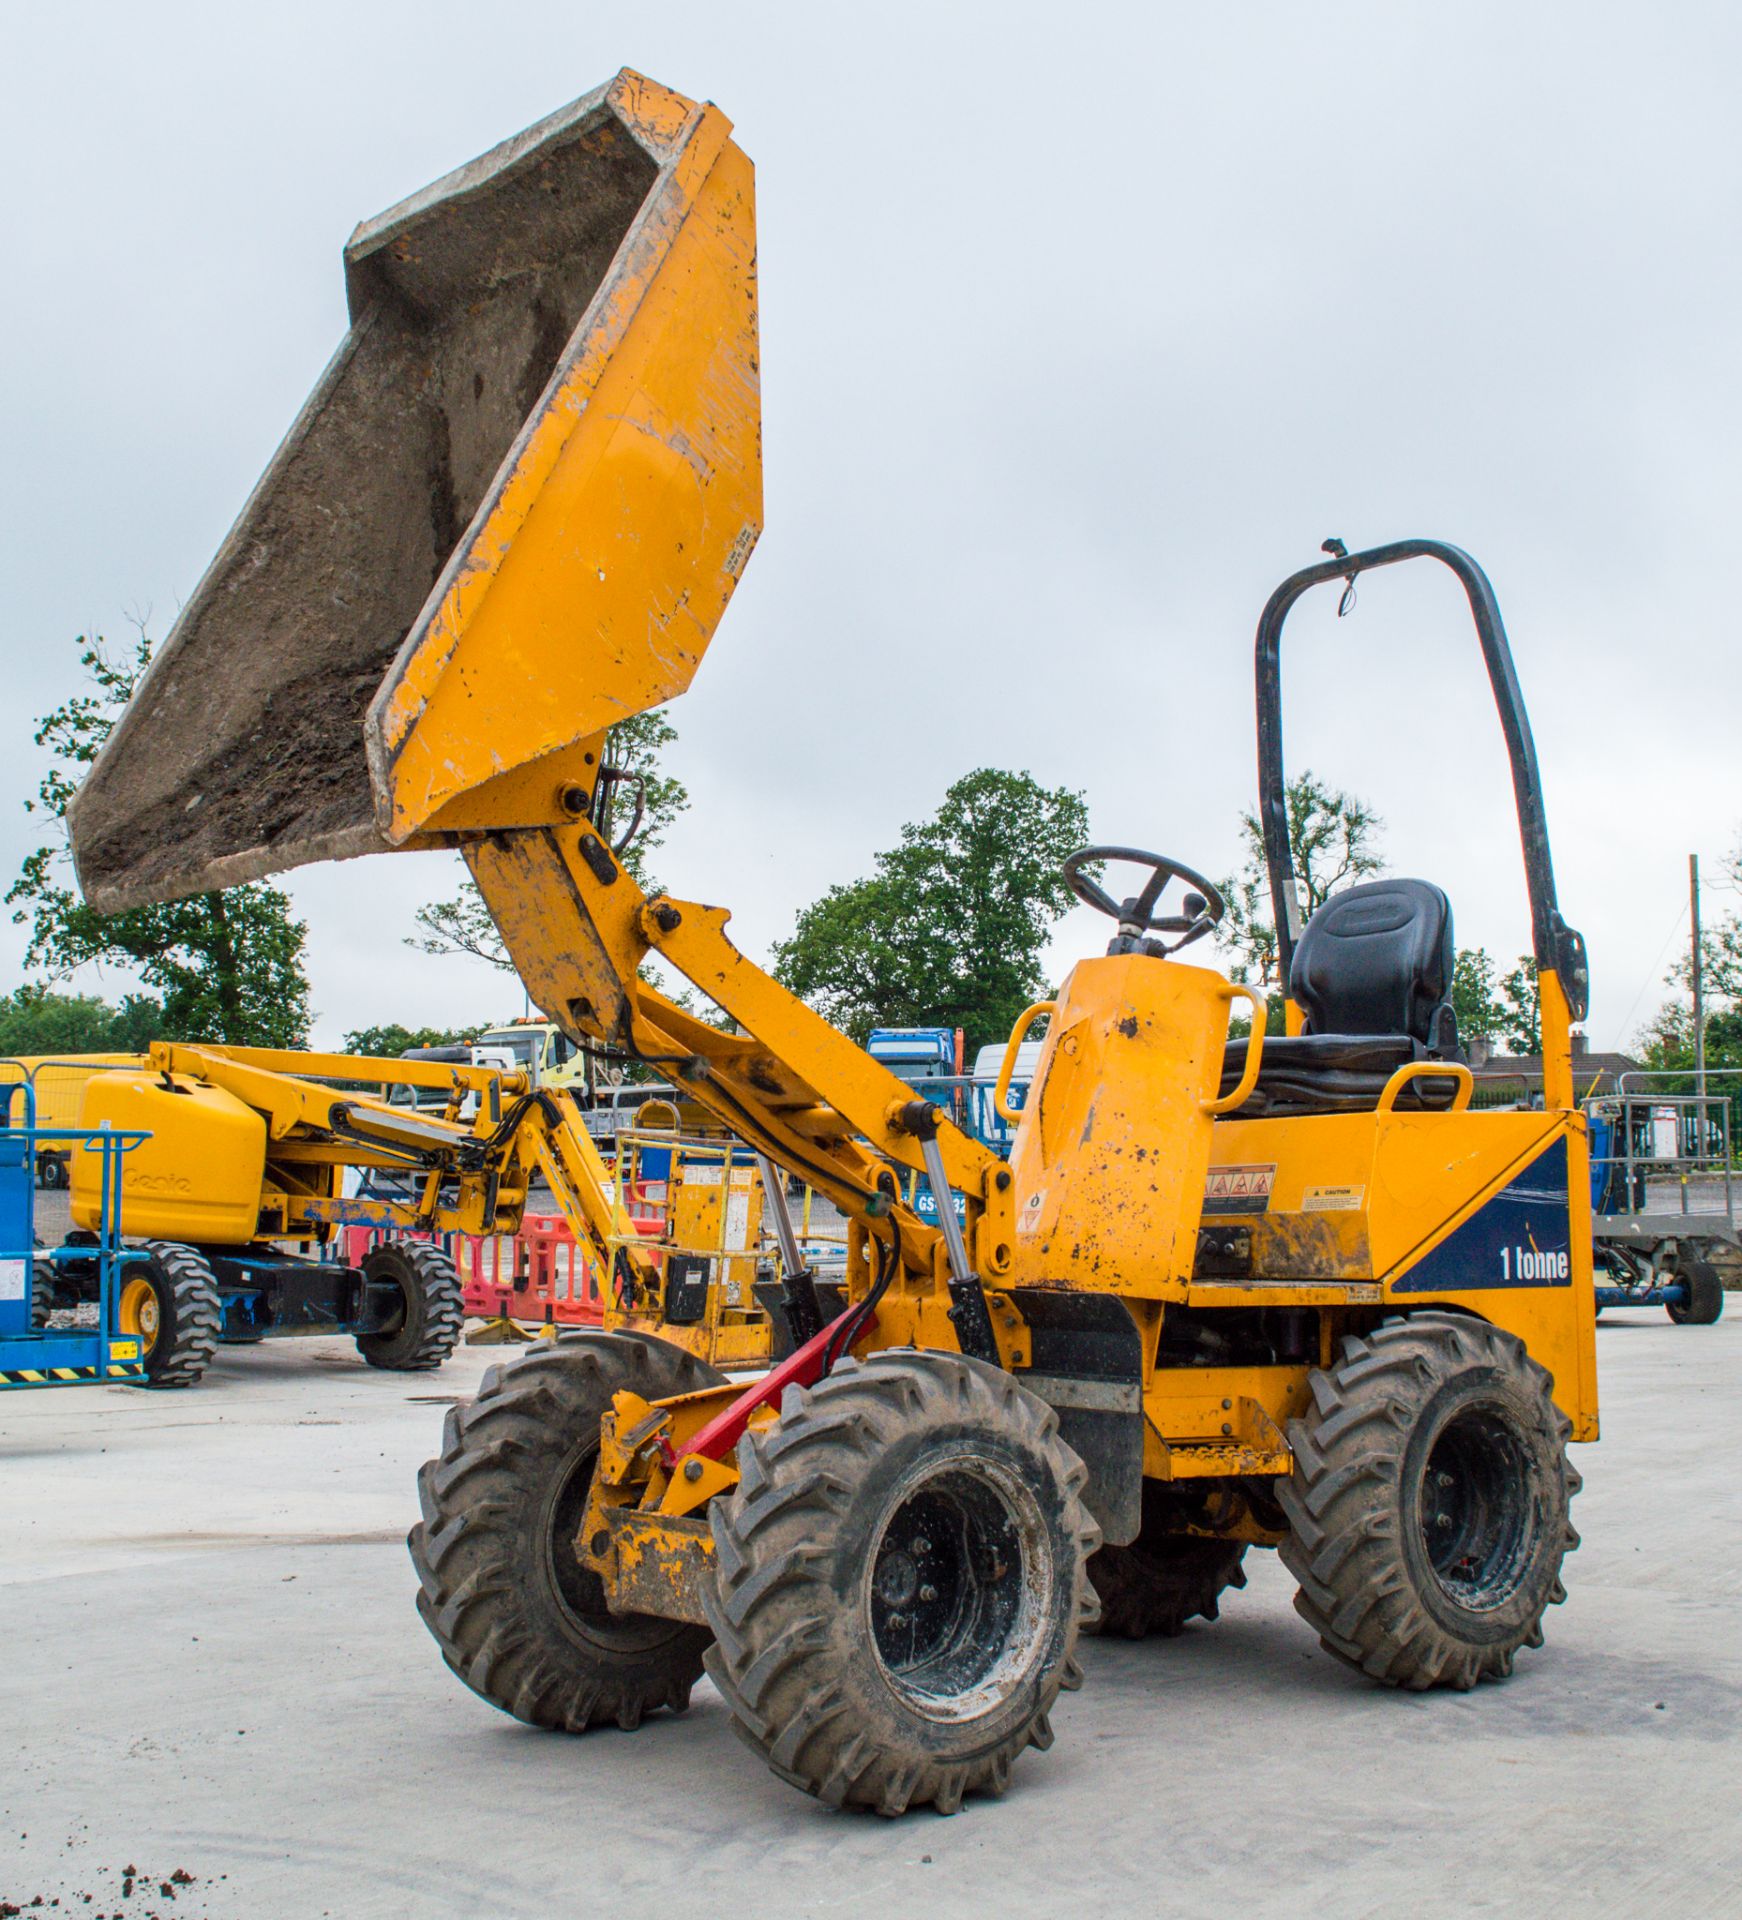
1254 538 1588 1019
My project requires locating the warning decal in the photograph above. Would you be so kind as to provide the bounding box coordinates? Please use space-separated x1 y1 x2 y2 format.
1301 1184 1366 1213
1202 1164 1276 1216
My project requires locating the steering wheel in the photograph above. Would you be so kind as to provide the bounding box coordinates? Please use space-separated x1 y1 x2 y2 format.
1061 846 1226 956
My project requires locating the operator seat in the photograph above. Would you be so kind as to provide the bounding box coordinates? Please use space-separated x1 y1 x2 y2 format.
1217 878 1463 1117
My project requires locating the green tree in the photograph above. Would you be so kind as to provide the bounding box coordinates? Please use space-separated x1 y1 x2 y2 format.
341 1022 476 1058
1664 837 1742 1005
410 708 690 972
8 635 312 1046
1641 1003 1742 1142
1499 955 1541 1054
0 985 164 1056
1450 947 1506 1043
1219 771 1385 1030
773 768 1091 1051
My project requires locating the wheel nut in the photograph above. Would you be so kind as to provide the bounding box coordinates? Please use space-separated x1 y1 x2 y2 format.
912 1538 930 1554
1437 1471 1454 1488
919 1585 938 1603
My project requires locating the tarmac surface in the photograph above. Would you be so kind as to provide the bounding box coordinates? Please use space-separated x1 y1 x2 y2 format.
2 1313 1738 1919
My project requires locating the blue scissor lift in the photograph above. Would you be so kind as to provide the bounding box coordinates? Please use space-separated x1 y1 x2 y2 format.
0 1069 149 1389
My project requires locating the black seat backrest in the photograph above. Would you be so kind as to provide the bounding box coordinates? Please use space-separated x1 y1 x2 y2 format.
1290 879 1456 1048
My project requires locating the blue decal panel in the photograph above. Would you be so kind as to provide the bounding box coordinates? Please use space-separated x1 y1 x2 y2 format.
1390 1136 1572 1293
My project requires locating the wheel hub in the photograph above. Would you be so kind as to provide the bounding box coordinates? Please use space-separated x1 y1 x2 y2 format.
119 1275 160 1354
1419 1404 1537 1610
868 1464 1045 1721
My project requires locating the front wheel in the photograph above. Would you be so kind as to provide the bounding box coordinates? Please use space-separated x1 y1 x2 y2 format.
119 1242 222 1388
1278 1312 1580 1690
704 1351 1099 1816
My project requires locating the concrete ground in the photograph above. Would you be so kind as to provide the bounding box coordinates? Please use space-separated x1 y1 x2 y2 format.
2 1316 1738 1920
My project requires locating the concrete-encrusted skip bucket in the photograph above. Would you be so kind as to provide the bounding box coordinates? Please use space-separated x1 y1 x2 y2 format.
70 69 761 914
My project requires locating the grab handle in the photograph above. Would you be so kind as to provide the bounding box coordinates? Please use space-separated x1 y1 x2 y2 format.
994 1001 1056 1124
1376 1060 1474 1115
1201 984 1269 1116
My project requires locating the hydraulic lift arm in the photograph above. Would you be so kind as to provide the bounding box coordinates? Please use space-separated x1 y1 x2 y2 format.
467 822 1018 1357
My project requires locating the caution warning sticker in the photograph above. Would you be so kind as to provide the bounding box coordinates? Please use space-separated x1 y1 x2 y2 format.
1301 1184 1365 1212
1202 1164 1276 1215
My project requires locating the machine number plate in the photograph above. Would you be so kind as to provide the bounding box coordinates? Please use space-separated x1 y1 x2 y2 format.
0 1259 24 1301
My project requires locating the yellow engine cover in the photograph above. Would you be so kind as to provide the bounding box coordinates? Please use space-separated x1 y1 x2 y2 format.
72 1072 266 1245
1007 953 1236 1298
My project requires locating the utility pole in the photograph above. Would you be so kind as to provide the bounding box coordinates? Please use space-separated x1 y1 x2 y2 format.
1690 853 1706 1098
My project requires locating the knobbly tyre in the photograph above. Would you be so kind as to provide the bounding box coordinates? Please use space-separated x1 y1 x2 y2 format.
64 71 1596 1812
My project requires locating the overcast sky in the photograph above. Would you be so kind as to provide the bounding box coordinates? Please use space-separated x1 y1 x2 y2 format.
3 1 1737 1051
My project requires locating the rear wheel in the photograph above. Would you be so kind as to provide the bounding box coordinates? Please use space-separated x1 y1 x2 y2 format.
1086 1485 1247 1639
1666 1260 1724 1326
409 1332 726 1732
356 1240 463 1370
119 1242 222 1388
704 1351 1099 1816
1279 1312 1579 1690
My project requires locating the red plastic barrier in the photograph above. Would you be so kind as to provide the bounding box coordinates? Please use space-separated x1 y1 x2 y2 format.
334 1214 619 1329
457 1213 609 1329
334 1208 673 1330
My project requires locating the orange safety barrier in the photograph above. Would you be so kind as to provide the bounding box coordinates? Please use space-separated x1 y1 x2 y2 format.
459 1214 606 1330
335 1212 652 1330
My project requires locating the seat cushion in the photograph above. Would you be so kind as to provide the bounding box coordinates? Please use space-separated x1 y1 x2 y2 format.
1218 1033 1460 1118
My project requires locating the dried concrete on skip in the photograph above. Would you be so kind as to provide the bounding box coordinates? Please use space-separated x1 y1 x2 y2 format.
2 1320 1738 1918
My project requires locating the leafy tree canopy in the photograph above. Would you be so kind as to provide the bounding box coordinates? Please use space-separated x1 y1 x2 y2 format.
1497 954 1542 1055
7 634 312 1046
1219 770 1385 1032
341 1022 476 1059
772 768 1091 1051
1450 947 1504 1044
0 985 163 1057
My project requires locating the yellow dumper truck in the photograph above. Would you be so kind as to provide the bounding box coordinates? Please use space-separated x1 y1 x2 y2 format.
66 70 1598 1814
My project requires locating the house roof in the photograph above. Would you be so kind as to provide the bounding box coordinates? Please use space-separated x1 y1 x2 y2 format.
1476 1051 1641 1094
